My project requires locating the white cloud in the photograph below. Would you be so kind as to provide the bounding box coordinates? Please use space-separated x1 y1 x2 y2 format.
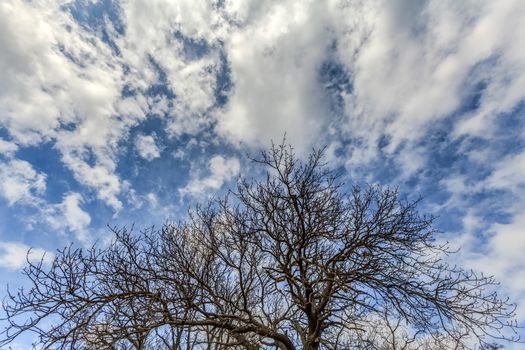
0 2 524 327
1 0 523 206
135 134 161 160
61 152 123 211
327 4 525 323
460 211 525 319
116 0 224 137
483 152 525 194
313 0 525 179
0 0 123 145
442 144 525 323
0 158 92 241
50 193 92 242
116 1 359 154
0 138 18 157
0 0 145 210
0 241 54 270
216 1 342 153
0 159 46 206
146 192 159 208
181 155 240 197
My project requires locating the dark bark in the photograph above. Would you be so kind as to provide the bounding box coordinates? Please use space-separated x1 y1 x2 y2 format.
0 143 519 349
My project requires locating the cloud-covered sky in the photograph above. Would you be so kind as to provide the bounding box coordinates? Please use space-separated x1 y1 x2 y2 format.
0 0 524 346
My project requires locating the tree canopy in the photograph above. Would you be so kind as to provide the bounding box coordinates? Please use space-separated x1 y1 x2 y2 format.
1 144 519 349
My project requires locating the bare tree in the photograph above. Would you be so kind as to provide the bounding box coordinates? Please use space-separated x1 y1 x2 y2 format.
1 144 520 349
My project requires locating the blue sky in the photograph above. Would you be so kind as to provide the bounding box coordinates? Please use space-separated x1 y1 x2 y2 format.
0 0 525 347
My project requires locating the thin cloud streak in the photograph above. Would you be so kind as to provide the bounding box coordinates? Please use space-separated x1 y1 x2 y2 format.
0 1 524 346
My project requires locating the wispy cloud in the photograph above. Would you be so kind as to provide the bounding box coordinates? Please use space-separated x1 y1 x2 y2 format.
135 133 161 161
0 241 54 271
0 0 524 343
0 159 46 206
180 155 240 198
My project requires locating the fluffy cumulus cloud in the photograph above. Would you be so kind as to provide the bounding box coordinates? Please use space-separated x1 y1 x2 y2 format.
215 1 337 151
0 0 128 211
0 139 18 156
0 241 54 270
44 192 92 242
180 155 240 198
135 133 161 160
0 0 525 346
338 0 525 168
0 159 46 206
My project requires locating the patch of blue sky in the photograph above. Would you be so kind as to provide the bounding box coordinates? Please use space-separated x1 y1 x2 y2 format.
420 130 468 177
410 109 523 237
1 134 131 243
117 118 180 189
15 143 81 203
214 49 233 107
116 116 236 207
174 31 211 60
342 85 522 239
79 190 118 226
65 0 124 35
64 0 124 55
0 126 12 144
493 101 525 153
454 78 525 164
0 203 36 240
108 35 235 223
144 55 176 100
318 59 352 117
0 203 69 266
318 37 353 112
170 33 232 108
0 204 10 237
